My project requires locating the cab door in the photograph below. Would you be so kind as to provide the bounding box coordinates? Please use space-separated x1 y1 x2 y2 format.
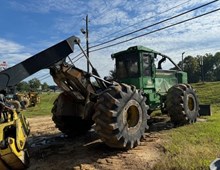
142 52 154 89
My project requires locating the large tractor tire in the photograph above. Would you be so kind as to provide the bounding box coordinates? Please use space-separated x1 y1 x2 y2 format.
165 84 199 125
93 83 149 149
22 98 30 108
52 92 94 137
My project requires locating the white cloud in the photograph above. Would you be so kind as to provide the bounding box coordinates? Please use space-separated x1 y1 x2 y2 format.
0 38 24 54
10 0 85 14
0 38 32 66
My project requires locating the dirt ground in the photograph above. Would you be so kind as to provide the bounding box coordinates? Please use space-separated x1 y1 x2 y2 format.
27 116 170 170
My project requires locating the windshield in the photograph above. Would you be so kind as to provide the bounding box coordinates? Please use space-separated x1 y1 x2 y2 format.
116 52 139 79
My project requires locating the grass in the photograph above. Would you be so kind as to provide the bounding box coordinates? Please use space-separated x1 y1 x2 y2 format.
153 81 220 169
154 110 220 169
24 92 59 117
23 82 220 169
193 81 220 105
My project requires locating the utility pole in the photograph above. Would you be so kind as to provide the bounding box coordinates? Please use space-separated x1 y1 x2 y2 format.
200 56 204 83
181 52 185 71
81 15 90 73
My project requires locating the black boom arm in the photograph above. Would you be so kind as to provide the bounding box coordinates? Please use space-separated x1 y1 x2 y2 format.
0 36 80 91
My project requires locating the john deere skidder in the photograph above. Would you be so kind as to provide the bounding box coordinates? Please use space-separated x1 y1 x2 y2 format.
111 46 199 124
0 36 199 169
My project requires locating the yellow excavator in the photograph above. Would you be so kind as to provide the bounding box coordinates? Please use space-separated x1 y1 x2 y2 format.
0 94 30 170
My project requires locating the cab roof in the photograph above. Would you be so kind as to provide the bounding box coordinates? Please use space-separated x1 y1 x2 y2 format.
111 45 159 58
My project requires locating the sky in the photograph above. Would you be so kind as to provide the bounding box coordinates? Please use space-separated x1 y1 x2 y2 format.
0 0 220 85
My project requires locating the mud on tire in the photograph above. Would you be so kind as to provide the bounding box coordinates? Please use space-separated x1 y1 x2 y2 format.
165 84 199 125
93 83 149 149
52 93 94 137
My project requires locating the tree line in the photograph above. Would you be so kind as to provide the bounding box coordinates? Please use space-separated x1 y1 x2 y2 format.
173 52 220 83
16 78 50 92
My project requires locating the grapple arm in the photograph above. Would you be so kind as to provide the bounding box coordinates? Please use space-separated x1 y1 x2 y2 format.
0 36 80 91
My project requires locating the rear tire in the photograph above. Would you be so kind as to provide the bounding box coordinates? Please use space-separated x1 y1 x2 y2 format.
52 93 94 137
93 83 149 149
52 114 93 136
22 98 30 108
165 84 199 125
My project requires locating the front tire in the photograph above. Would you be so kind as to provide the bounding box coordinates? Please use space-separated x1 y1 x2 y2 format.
165 84 199 125
93 83 149 149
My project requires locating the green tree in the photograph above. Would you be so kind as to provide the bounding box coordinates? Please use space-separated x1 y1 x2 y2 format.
41 82 49 91
16 81 29 92
201 53 215 81
213 52 220 68
183 56 200 83
213 52 220 81
28 78 41 91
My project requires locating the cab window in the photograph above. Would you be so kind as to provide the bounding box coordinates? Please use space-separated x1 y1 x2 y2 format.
116 53 139 79
143 53 152 76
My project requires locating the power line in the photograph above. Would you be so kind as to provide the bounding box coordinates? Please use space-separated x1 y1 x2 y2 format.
90 0 191 44
39 74 51 81
38 54 85 81
35 47 86 81
38 73 49 79
33 0 220 81
90 0 219 49
90 7 220 53
71 51 83 61
37 53 85 81
73 55 84 63
32 0 216 81
35 71 50 80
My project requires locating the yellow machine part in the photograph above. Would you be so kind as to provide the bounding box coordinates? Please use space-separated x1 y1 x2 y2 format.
0 106 30 170
15 93 30 109
0 138 28 170
29 92 40 105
